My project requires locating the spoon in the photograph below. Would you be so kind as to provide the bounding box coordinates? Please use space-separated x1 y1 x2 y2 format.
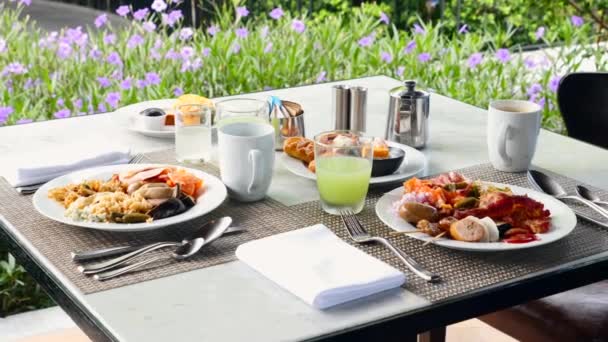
80 217 232 275
576 185 608 206
93 217 233 281
528 170 608 221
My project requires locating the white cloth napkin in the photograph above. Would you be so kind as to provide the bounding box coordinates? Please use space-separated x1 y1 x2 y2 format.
10 147 132 187
236 224 406 309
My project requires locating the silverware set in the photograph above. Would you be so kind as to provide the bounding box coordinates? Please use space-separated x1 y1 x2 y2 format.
528 170 608 228
16 153 147 195
74 217 240 281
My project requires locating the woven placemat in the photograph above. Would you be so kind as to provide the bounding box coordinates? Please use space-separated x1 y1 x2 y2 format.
0 150 293 294
290 164 608 302
1 149 607 302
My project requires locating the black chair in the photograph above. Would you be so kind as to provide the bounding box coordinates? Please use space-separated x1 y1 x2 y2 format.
557 72 608 149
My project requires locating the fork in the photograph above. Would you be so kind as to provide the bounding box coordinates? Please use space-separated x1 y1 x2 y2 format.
340 209 441 283
17 153 147 195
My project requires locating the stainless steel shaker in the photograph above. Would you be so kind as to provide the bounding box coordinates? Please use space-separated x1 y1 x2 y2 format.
385 80 430 148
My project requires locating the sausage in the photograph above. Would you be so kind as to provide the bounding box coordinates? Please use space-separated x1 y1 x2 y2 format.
449 217 485 242
398 202 438 224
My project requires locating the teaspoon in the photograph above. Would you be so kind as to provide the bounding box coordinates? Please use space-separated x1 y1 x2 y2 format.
576 185 608 206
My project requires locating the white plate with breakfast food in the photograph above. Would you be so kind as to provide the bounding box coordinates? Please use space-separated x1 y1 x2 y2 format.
280 136 426 185
112 95 214 139
33 164 227 232
375 172 576 251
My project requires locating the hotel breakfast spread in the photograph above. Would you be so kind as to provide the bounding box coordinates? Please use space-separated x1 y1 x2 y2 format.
392 172 552 244
48 167 204 223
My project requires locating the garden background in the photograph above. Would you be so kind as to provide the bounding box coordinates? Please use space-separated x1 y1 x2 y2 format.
0 0 606 316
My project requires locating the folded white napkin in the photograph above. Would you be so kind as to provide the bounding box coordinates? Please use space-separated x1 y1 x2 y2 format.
236 224 406 309
11 147 131 187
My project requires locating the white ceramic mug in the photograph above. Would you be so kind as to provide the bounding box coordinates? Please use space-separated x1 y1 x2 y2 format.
218 122 275 202
487 100 542 172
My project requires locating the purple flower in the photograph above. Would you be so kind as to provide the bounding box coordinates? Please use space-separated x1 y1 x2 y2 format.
403 40 416 54
16 118 32 124
151 0 167 12
260 25 269 38
89 47 102 60
116 5 130 17
120 78 132 90
73 98 83 109
19 0 31 6
207 25 219 36
524 56 536 69
94 14 108 28
165 49 180 60
190 58 202 71
236 6 249 17
269 7 284 20
173 87 184 96
105 92 121 109
0 38 6 53
127 34 144 48
527 83 543 96
467 52 483 68
232 43 241 53
535 27 545 40
571 15 584 27
97 76 111 88
264 42 273 53
458 24 468 34
65 26 88 47
292 20 306 33
3 62 28 75
179 28 194 41
495 48 510 63
0 106 14 124
163 10 183 27
379 12 389 24
180 46 194 59
136 79 147 89
56 42 72 59
98 103 107 112
358 34 374 47
418 53 431 63
202 47 211 57
413 23 425 34
549 75 561 93
107 52 123 66
145 72 161 85
103 33 116 45
143 21 156 32
133 8 149 21
236 27 249 38
315 71 327 83
54 109 70 119
380 51 393 63
396 66 405 77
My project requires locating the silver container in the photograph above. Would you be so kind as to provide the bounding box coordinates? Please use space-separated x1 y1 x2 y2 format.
385 80 430 149
332 85 350 130
268 98 306 151
349 86 367 132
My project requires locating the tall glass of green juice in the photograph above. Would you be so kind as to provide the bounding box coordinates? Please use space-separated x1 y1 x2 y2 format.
314 131 373 215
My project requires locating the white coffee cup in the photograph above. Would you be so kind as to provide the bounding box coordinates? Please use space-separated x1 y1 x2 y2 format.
487 100 542 172
218 122 275 202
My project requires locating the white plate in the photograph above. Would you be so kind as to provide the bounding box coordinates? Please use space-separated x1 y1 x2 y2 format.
112 99 176 139
32 164 227 232
280 141 426 185
375 182 577 251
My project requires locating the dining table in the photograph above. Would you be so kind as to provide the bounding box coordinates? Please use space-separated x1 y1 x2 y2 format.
1 75 608 342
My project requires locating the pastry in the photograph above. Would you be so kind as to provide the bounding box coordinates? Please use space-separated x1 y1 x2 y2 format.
283 137 314 163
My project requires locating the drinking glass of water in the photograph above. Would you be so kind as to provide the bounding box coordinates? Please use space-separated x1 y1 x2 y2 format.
175 104 213 163
314 131 373 215
215 98 269 126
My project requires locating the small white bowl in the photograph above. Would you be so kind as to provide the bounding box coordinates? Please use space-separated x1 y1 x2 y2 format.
139 108 167 131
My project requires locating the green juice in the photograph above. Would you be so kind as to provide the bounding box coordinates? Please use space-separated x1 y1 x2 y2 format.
316 156 372 211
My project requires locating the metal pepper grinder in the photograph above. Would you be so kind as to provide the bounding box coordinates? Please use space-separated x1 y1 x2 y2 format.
385 80 430 149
